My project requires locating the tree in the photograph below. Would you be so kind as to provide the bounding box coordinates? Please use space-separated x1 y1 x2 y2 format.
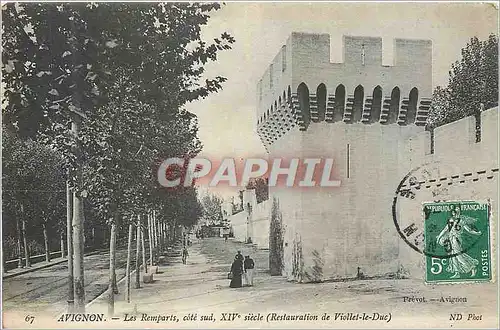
2 129 66 266
426 86 451 130
201 193 224 225
427 34 498 129
246 177 269 204
3 2 235 314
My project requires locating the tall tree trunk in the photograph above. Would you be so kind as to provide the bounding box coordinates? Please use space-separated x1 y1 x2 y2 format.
153 211 158 252
60 232 65 258
170 223 175 244
156 215 161 250
151 212 155 251
140 216 147 274
16 217 23 268
166 223 171 245
42 222 50 262
21 204 30 268
135 216 141 289
157 217 161 250
163 223 167 246
163 222 166 250
125 223 133 303
159 219 163 253
71 118 86 313
165 223 171 246
66 181 74 312
148 212 153 267
22 219 30 267
108 220 117 317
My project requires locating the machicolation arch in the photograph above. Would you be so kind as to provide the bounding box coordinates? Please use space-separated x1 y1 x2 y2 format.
369 86 383 124
257 82 431 148
332 84 346 123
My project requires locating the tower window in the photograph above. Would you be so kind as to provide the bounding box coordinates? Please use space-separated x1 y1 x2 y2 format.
347 143 351 178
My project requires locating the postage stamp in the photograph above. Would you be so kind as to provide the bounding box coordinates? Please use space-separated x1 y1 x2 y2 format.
423 201 492 283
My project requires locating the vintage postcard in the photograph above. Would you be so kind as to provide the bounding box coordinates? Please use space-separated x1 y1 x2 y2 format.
1 1 498 329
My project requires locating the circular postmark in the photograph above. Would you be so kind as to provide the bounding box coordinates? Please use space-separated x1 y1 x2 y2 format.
392 162 487 259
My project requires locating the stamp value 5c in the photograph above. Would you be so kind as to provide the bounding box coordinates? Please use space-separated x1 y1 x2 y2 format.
423 201 492 283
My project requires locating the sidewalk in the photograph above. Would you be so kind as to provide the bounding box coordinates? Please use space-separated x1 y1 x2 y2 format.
82 237 498 329
2 248 107 279
85 238 286 318
2 256 67 279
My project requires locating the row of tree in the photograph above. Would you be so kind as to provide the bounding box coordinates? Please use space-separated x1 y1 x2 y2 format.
2 2 233 315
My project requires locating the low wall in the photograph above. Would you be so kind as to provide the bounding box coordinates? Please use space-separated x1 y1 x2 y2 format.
250 200 271 249
228 198 271 250
230 211 247 243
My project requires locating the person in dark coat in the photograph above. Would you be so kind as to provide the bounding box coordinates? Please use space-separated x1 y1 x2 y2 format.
235 250 244 261
229 257 244 288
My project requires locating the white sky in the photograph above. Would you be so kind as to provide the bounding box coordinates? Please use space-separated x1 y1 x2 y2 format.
187 2 498 161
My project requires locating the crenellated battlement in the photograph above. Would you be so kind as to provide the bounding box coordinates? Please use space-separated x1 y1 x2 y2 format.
256 32 432 150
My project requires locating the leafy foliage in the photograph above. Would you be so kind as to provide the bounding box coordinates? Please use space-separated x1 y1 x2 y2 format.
246 177 269 204
427 34 498 129
2 129 66 253
201 193 224 225
269 196 284 276
2 3 235 253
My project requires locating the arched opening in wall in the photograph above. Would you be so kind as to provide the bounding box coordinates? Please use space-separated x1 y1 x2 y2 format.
278 96 282 106
266 109 270 120
316 83 327 122
370 86 382 123
287 86 292 104
352 85 364 123
406 87 418 125
282 91 286 104
387 87 400 124
333 84 345 122
297 83 311 129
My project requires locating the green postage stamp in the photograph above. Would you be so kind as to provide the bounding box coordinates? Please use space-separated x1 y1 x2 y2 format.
423 201 492 283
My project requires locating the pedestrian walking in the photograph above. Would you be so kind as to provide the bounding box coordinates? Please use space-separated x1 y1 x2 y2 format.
229 256 244 288
244 255 255 286
182 246 189 264
235 250 244 261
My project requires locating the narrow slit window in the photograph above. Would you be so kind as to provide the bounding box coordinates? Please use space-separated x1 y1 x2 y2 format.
282 45 286 72
347 143 350 178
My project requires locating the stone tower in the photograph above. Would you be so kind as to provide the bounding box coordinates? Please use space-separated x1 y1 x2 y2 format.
257 32 433 282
